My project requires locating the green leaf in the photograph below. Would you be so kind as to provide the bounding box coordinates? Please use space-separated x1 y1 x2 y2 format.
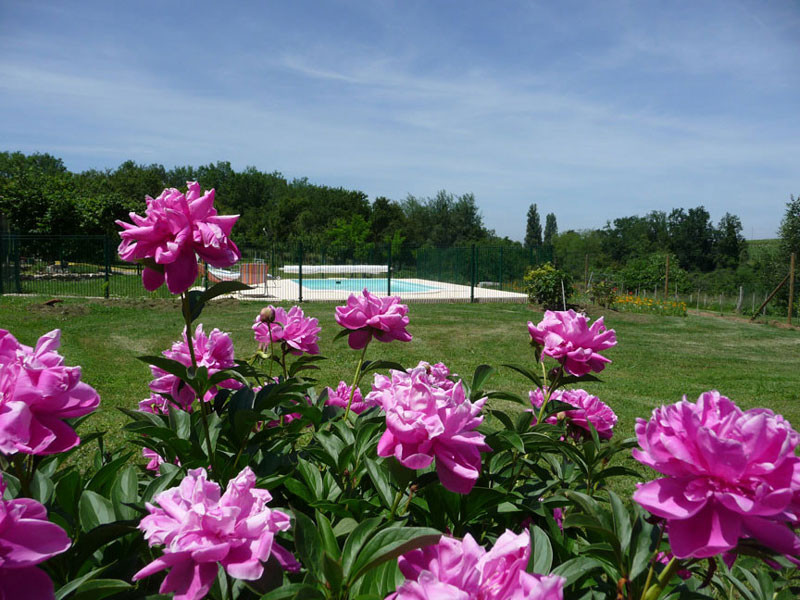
197 280 252 306
361 360 405 376
54 469 82 517
73 579 132 600
84 452 135 495
332 328 353 344
168 404 192 439
470 364 496 398
315 511 340 560
110 465 138 521
529 525 553 574
55 566 110 600
136 355 189 380
365 458 395 510
322 552 344 592
341 517 384 577
608 491 632 561
502 363 543 387
79 491 116 532
258 583 326 600
551 557 604 586
293 510 323 576
31 470 54 504
348 527 442 584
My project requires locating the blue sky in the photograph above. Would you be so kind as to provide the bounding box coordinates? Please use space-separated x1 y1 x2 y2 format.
1 1 798 240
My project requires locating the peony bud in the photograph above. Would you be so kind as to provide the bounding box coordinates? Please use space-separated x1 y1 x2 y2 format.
259 306 275 323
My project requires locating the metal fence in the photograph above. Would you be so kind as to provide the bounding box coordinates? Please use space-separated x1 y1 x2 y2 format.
0 234 554 303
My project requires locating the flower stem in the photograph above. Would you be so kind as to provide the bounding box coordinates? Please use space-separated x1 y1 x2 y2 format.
344 342 370 422
266 323 275 379
389 490 403 520
642 557 682 600
639 527 666 600
181 293 216 476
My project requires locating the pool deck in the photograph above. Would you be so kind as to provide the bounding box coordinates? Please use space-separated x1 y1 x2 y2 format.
233 277 527 303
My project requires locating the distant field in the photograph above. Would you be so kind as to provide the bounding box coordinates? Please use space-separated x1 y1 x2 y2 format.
746 238 780 260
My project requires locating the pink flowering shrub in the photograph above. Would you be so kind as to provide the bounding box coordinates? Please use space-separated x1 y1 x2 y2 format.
633 391 800 559
528 310 617 376
335 289 412 350
149 324 241 408
389 530 565 600
0 474 71 600
529 388 617 439
116 181 240 294
367 365 490 494
0 329 99 455
252 305 321 355
134 466 298 600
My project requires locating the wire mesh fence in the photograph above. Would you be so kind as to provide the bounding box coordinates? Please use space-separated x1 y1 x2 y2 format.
2 234 793 319
0 234 552 304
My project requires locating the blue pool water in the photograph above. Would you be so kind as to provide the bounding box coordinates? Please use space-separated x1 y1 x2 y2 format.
293 278 437 293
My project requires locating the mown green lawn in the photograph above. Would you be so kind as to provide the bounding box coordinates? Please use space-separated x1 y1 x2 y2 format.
2 294 798 442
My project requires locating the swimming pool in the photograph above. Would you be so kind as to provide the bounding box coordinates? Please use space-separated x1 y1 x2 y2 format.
293 278 438 294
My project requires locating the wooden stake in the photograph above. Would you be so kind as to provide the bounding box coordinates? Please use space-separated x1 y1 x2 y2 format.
664 254 670 297
751 273 790 321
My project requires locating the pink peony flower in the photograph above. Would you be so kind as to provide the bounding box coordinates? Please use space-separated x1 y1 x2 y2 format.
0 474 71 600
252 306 320 355
324 381 377 414
529 388 617 440
527 310 617 377
0 329 100 455
388 530 565 600
334 289 412 350
116 182 240 294
414 361 456 391
138 394 183 471
367 365 490 494
149 324 242 408
134 466 299 600
633 391 800 559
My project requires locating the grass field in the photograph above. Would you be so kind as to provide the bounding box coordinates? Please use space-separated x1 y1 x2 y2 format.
2 294 798 445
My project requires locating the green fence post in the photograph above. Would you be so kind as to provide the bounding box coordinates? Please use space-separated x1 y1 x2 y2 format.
298 241 304 303
0 235 5 296
387 244 392 297
14 235 21 293
104 235 110 298
204 260 209 291
499 246 504 291
470 244 476 303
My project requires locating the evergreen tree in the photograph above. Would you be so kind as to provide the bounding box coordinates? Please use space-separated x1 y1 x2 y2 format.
525 204 542 248
544 213 558 245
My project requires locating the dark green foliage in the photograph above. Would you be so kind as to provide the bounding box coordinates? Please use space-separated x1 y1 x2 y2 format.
543 213 558 246
525 203 542 249
0 152 501 250
524 262 572 309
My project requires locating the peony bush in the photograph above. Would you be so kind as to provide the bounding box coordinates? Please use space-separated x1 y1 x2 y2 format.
1 182 798 599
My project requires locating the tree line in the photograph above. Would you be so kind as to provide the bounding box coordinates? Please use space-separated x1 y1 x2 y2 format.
0 152 511 251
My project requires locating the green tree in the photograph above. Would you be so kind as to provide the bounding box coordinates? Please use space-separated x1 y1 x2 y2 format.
667 206 715 272
713 213 745 269
525 204 542 249
779 195 800 260
543 213 558 245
